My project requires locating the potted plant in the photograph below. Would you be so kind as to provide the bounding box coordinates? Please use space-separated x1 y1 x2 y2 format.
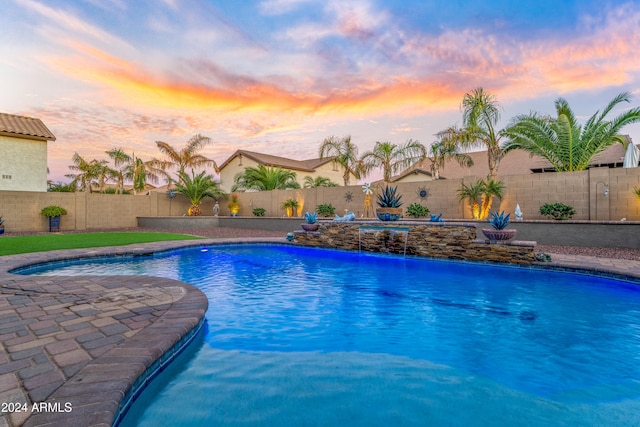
0 215 4 235
228 193 240 216
281 198 299 217
376 185 403 221
41 205 68 232
482 210 516 242
301 212 320 231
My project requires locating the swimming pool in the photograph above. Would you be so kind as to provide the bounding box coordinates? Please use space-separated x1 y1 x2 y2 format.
22 244 640 426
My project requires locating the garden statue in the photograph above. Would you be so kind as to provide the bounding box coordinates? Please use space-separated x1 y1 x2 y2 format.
213 201 220 216
334 211 356 221
515 203 523 221
362 182 374 218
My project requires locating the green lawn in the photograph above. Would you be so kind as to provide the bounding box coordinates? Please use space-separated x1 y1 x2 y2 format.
0 232 202 256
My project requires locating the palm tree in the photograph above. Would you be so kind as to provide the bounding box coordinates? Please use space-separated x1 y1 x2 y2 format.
106 148 132 194
318 135 364 185
503 92 640 171
107 149 168 195
478 177 505 219
302 176 338 188
427 127 474 180
155 134 218 184
360 140 425 182
457 177 505 219
66 153 108 192
232 165 301 191
459 87 506 177
174 170 224 216
457 180 484 219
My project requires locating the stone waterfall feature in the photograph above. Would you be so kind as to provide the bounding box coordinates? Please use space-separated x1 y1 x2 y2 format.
292 220 536 265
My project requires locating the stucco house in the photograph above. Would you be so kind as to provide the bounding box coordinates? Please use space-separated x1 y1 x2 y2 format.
0 112 56 192
217 149 356 192
391 137 635 183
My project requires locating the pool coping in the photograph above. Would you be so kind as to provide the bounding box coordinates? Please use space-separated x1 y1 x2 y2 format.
1 237 639 427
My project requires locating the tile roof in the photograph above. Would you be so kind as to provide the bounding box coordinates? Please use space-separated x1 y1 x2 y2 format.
0 112 56 141
392 138 634 181
218 149 333 172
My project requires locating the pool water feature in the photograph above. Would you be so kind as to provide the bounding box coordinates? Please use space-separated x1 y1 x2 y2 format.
21 244 640 426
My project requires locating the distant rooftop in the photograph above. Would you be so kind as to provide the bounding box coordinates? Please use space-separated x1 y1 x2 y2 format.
218 149 333 172
0 112 56 141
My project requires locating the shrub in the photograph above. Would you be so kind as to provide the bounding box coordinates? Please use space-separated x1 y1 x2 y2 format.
406 203 430 218
635 186 640 200
40 206 68 217
252 207 266 217
539 202 576 220
103 188 131 195
316 203 336 217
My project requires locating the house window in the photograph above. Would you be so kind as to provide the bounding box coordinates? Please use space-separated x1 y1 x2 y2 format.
2 175 11 180
238 155 243 166
332 161 338 171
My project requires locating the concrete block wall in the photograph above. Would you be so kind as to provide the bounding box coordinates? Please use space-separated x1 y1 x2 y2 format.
0 167 639 232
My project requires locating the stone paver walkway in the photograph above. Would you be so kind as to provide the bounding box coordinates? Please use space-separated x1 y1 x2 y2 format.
0 237 638 426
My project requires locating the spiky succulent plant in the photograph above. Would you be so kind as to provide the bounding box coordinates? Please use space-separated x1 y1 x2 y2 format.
376 185 403 208
487 210 511 230
304 212 318 224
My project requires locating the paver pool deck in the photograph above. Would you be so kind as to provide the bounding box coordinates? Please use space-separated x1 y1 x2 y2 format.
1 237 639 427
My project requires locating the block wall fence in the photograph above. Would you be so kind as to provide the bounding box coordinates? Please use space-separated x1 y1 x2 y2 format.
0 168 639 233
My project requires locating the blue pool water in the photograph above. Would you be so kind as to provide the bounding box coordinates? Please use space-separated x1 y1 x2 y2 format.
23 245 640 426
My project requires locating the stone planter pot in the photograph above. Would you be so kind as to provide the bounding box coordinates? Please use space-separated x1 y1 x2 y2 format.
376 208 403 222
482 228 516 242
301 223 320 232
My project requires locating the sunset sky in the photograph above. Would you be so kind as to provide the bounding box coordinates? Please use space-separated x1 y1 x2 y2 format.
2 0 640 183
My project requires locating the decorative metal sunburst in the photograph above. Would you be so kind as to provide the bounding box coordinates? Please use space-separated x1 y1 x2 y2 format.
344 191 354 203
417 186 429 200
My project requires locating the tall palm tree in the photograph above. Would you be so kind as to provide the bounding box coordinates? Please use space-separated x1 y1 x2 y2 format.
302 176 338 188
66 153 108 192
232 165 300 191
155 134 218 184
427 127 474 180
503 92 640 171
107 148 168 195
459 87 506 177
174 170 224 216
360 140 425 182
318 135 364 185
106 148 131 194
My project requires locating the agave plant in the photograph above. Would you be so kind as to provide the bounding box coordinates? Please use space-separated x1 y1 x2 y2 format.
304 212 318 224
376 185 403 208
487 211 511 230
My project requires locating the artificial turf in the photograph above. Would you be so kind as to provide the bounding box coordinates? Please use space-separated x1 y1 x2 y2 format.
0 232 202 256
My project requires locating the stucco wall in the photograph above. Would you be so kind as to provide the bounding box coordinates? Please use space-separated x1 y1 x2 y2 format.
0 135 48 192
